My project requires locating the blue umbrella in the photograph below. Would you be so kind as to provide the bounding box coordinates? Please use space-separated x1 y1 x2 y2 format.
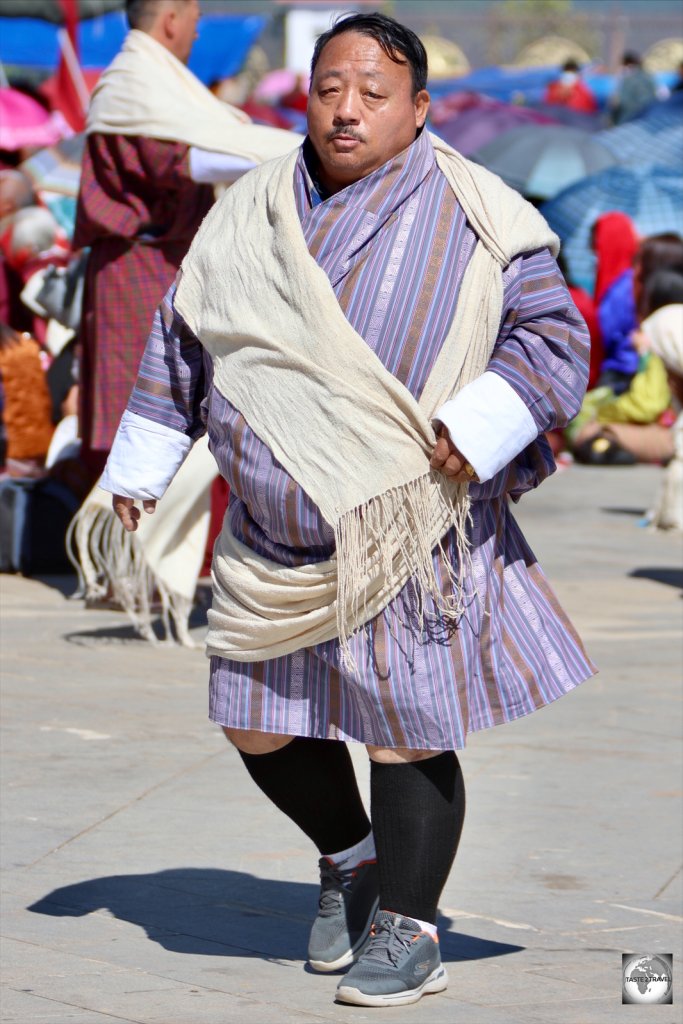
541 163 683 293
427 65 556 105
471 124 617 200
599 93 683 170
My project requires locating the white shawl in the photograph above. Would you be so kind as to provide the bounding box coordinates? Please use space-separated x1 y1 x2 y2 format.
86 29 302 162
68 436 217 646
647 304 683 531
175 133 559 666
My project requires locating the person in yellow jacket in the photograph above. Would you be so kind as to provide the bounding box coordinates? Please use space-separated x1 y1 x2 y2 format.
568 270 683 464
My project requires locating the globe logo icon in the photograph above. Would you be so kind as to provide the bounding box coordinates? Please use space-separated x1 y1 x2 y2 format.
622 954 673 1005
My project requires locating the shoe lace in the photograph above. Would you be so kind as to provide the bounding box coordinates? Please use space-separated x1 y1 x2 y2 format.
317 860 358 916
361 916 414 968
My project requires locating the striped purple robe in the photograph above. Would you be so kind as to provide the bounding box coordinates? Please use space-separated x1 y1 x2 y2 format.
128 131 595 750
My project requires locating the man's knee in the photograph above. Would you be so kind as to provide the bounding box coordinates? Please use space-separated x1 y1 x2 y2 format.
223 727 294 755
366 744 443 764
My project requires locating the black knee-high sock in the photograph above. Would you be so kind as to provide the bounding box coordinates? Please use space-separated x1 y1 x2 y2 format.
239 737 371 855
370 752 465 925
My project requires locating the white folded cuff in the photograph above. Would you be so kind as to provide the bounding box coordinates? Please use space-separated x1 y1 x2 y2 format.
100 410 193 501
188 146 256 184
432 371 539 483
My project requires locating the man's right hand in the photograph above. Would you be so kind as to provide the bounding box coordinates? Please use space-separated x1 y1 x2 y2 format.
113 495 157 532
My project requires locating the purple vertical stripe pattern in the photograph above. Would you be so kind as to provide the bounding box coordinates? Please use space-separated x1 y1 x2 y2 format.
128 132 595 749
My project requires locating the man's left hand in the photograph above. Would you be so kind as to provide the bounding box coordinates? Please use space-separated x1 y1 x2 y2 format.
429 427 471 482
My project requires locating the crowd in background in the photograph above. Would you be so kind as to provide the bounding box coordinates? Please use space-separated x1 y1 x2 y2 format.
0 40 682 582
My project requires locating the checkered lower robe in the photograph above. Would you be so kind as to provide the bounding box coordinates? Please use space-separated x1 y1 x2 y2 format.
128 131 596 750
74 133 213 454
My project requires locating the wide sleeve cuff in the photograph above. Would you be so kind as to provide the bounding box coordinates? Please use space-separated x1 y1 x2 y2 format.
188 147 256 184
432 371 539 483
99 410 193 501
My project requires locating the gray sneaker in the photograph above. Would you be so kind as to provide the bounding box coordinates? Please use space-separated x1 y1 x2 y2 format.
335 910 448 1007
307 857 379 972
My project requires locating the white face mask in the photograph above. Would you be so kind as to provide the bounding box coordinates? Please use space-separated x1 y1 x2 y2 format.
560 72 578 86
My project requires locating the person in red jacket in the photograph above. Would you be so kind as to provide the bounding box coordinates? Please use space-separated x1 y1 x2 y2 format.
545 60 598 114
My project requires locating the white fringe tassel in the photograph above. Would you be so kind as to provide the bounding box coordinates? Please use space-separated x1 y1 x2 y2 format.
334 471 473 673
66 504 197 647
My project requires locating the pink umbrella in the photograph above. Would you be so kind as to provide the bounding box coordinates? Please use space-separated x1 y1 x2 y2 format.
254 69 308 103
0 87 72 151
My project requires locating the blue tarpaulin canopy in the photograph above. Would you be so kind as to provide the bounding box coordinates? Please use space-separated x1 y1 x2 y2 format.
429 65 558 104
0 10 266 84
428 65 675 109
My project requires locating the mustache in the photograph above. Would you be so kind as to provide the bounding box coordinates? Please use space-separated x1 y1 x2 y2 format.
326 125 366 142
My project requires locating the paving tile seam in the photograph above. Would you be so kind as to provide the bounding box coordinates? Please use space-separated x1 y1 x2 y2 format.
593 726 683 743
472 740 681 758
3 926 314 978
3 937 343 1023
579 629 681 641
652 861 683 899
1 608 111 619
0 652 99 669
521 946 625 956
600 901 683 922
523 967 613 983
20 750 225 871
469 994 615 1008
439 907 540 932
2 986 146 1024
558 923 668 936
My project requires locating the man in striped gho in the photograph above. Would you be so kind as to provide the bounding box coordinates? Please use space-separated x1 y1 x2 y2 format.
103 11 595 1009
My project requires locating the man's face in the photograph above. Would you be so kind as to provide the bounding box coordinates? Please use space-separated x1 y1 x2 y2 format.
307 31 429 194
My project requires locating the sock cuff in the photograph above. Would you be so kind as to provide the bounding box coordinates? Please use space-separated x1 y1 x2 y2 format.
324 830 376 867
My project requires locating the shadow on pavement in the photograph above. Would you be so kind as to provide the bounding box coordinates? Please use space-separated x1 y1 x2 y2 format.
63 624 159 645
63 610 209 645
61 587 210 644
600 506 647 517
630 567 683 590
31 572 78 597
26 868 524 965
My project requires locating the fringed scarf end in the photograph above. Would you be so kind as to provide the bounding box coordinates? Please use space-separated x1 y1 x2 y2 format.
334 471 474 674
66 503 198 647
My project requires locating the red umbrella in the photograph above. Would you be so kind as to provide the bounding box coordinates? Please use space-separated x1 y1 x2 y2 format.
0 87 72 151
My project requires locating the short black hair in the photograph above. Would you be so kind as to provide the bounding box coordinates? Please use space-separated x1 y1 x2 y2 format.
126 0 180 30
310 12 428 96
622 51 642 67
126 0 154 29
562 59 580 73
642 269 683 317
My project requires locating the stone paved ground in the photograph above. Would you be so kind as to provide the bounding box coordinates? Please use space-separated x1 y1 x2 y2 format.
1 463 681 1024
